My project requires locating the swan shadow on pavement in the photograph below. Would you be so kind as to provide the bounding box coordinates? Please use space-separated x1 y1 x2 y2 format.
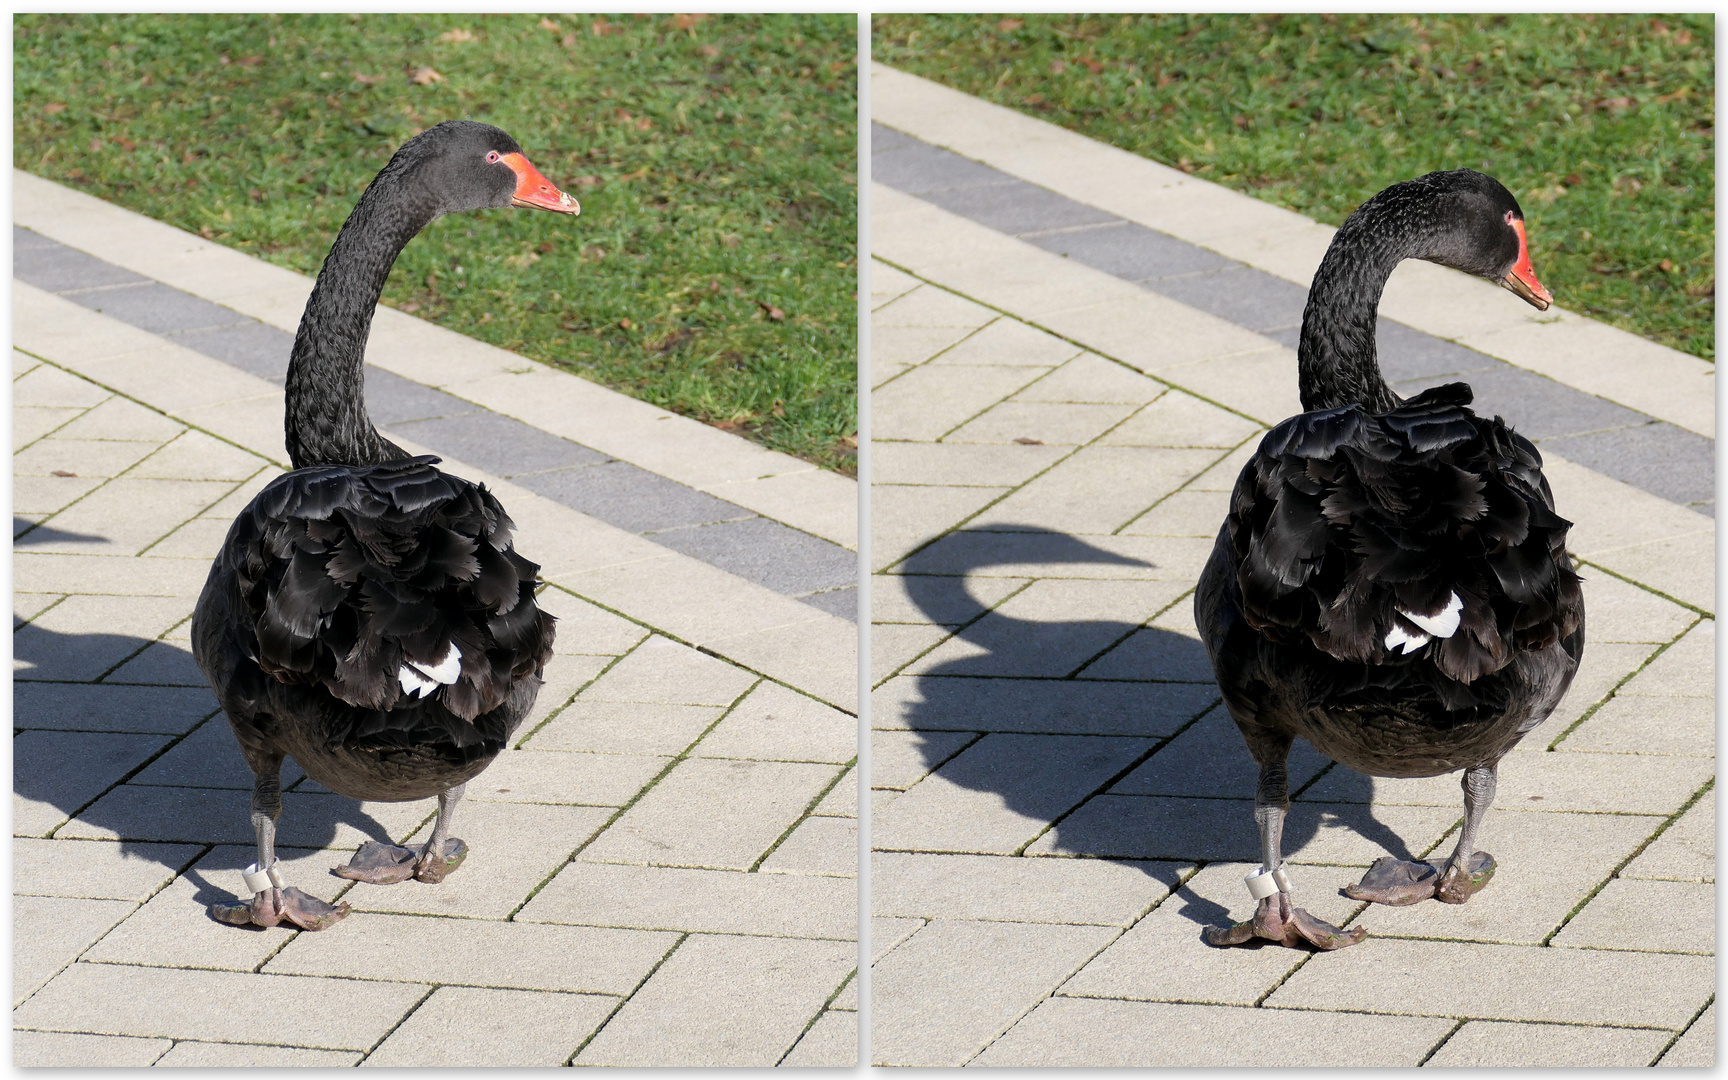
885 526 1421 929
13 621 411 915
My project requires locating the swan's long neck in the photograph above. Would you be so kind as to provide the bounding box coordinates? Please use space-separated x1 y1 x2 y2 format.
285 173 437 469
1296 206 1413 414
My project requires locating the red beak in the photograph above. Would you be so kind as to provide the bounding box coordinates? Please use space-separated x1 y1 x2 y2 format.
502 152 580 215
1502 216 1551 310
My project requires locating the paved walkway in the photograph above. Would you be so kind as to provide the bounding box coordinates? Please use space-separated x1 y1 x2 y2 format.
869 64 1713 1068
13 172 857 1066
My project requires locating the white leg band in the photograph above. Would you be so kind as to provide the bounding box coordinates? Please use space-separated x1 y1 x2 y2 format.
1245 865 1294 900
242 862 284 894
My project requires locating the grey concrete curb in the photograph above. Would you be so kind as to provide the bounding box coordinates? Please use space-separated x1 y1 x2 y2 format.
873 123 1713 517
14 226 858 619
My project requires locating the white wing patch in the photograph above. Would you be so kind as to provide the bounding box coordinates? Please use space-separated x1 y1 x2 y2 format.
399 643 463 699
1384 623 1431 654
1402 592 1463 638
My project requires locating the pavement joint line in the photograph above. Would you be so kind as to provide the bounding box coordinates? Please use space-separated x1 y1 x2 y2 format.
1572 558 1715 619
870 577 1038 691
746 755 858 873
1546 615 1702 749
14 224 858 620
871 119 1714 515
563 931 691 1066
1653 994 1717 1064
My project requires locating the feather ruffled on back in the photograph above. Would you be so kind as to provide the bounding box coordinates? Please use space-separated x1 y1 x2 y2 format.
1225 383 1583 684
224 455 555 748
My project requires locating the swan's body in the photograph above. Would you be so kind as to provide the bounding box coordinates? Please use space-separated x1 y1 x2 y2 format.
192 121 577 930
1197 170 1584 950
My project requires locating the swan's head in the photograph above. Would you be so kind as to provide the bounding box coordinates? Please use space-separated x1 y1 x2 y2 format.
402 120 580 218
1398 169 1551 311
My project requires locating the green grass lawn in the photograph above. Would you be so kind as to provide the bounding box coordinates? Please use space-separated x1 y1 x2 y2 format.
875 14 1714 361
16 13 859 471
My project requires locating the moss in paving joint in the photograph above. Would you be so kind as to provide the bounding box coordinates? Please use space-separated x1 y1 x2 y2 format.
870 576 1038 690
1652 992 1715 1065
775 965 858 1065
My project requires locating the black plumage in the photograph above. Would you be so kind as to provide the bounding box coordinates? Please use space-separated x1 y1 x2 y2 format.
192 121 578 930
1197 170 1584 950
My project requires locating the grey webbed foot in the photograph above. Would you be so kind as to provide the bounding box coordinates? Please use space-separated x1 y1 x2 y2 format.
1205 892 1366 951
1344 852 1495 906
209 887 349 931
335 838 468 884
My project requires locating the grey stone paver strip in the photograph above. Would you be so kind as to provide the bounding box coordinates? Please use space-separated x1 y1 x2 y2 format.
1426 1020 1672 1068
870 72 1710 1067
362 986 615 1067
12 1030 174 1067
13 189 856 1066
870 918 1119 1066
573 933 856 1066
973 997 1454 1067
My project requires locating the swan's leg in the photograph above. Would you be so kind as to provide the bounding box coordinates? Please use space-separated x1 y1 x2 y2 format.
1435 764 1498 903
335 783 469 885
413 783 469 883
1345 763 1497 906
1206 740 1364 950
211 752 349 930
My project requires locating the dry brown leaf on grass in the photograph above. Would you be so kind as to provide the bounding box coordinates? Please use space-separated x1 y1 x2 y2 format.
43 102 66 114
353 72 382 85
757 301 786 322
697 44 720 58
409 67 443 86
439 28 476 43
673 13 707 31
997 18 1023 31
539 18 560 32
591 19 618 36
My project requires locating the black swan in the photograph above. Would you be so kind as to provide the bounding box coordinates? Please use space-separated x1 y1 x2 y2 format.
1196 170 1585 950
192 121 576 930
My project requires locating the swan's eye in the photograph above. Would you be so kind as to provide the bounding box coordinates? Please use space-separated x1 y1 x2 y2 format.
486 150 502 164
1504 210 1516 225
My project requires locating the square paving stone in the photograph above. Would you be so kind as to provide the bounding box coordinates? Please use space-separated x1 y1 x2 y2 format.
81 846 327 972
14 594 192 681
1027 795 1461 865
1560 693 1713 757
872 363 1048 442
364 985 615 1067
870 917 1118 1067
14 436 160 479
1428 1019 1669 1067
1299 748 1712 817
13 683 218 734
872 729 981 791
781 1009 858 1066
517 862 856 939
695 680 857 765
1624 788 1714 883
1078 625 1220 681
13 837 201 900
870 441 1068 489
873 674 1217 737
1061 861 1359 1007
522 699 726 756
14 895 136 1006
872 622 952 684
928 314 1083 368
156 1042 361 1066
579 635 759 706
347 802 609 920
1111 708 1331 798
57 784 432 849
908 578 1188 678
12 963 427 1050
11 1030 172 1067
268 912 676 993
872 852 1184 927
969 447 1221 535
128 717 306 790
1266 937 1713 1028
1550 877 1714 954
873 733 1156 855
1363 808 1659 945
465 748 668 807
944 400 1139 447
972 997 1453 1067
576 934 856 1067
13 730 173 837
760 815 857 877
1623 620 1714 697
1580 572 1699 644
580 757 841 871
100 640 206 686
814 766 857 818
533 586 652 655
